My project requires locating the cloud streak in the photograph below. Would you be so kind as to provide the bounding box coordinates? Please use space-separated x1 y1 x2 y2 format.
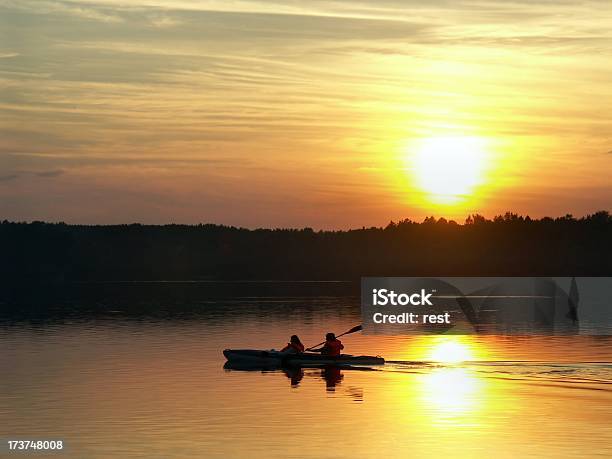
1 0 612 225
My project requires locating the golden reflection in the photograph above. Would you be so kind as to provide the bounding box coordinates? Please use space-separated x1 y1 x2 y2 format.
377 360 513 458
418 368 483 418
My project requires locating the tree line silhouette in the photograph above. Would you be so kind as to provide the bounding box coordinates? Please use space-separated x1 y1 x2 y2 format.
2 211 611 284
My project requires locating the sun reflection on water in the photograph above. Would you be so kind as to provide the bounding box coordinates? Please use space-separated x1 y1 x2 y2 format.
418 368 483 420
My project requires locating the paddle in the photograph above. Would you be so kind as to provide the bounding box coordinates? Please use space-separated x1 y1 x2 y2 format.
305 325 363 351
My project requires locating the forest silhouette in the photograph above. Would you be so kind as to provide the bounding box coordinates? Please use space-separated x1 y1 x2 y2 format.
2 211 611 284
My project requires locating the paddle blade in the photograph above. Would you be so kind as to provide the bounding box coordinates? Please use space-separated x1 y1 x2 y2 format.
346 325 363 334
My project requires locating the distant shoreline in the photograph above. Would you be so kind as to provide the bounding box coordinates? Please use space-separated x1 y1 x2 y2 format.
4 210 612 230
2 212 612 286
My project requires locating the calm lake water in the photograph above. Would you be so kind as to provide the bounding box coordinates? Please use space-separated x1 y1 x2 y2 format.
1 284 611 458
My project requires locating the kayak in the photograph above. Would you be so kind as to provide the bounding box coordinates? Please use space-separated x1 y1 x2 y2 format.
223 360 381 372
223 349 384 366
223 349 385 366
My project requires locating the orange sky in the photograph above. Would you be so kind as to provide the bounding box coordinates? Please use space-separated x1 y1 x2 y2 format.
1 1 611 228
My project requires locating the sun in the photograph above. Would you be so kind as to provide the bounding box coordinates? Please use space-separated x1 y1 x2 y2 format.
428 339 474 363
410 136 489 204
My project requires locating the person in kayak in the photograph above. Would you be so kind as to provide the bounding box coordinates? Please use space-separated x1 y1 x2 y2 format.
280 335 305 354
311 333 344 356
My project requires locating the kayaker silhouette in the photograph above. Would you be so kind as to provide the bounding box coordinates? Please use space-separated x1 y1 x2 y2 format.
310 333 344 356
280 335 305 353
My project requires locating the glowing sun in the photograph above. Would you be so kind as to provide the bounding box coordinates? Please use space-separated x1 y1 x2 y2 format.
428 340 474 363
411 136 489 204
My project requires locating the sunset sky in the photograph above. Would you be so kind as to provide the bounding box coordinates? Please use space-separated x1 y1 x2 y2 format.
1 0 611 228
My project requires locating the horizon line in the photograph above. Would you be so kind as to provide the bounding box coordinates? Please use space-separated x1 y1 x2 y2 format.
2 210 611 231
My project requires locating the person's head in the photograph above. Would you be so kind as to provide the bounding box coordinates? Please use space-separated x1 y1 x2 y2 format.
326 332 336 341
290 335 302 345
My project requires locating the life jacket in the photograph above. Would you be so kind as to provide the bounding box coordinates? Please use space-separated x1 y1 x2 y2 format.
281 342 304 353
323 339 344 356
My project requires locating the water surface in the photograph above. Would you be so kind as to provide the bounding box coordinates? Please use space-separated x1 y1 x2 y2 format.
1 289 611 458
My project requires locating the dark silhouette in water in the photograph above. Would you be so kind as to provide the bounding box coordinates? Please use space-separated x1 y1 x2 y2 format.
223 361 345 391
224 363 372 401
283 367 304 387
321 366 344 391
566 276 579 324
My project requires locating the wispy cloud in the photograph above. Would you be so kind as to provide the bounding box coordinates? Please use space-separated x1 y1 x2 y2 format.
1 0 612 225
4 0 124 23
147 14 181 28
36 169 65 177
0 169 66 182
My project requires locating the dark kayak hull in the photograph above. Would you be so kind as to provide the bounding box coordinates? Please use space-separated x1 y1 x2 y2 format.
223 349 385 366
